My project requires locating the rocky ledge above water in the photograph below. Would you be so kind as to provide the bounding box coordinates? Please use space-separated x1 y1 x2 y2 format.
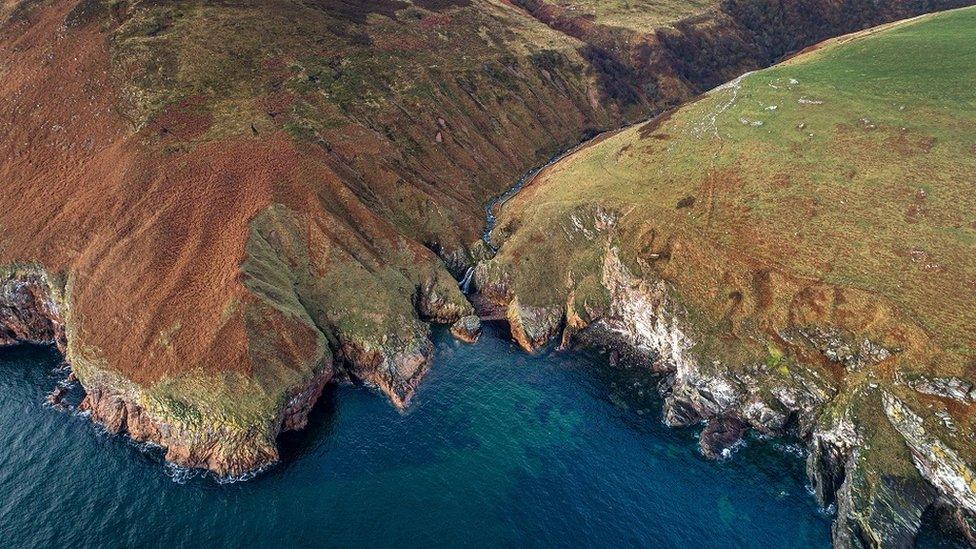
0 249 474 476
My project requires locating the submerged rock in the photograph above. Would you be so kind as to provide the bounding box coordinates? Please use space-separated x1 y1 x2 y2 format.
46 385 68 408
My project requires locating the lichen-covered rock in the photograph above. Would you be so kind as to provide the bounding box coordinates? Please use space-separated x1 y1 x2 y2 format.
339 335 433 410
832 450 937 548
0 265 66 350
416 271 475 325
600 247 696 374
77 360 333 477
908 376 976 403
883 393 976 515
450 315 481 344
506 297 563 353
807 415 859 508
796 327 894 371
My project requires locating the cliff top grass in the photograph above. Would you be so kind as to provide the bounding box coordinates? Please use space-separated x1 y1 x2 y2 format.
494 7 976 380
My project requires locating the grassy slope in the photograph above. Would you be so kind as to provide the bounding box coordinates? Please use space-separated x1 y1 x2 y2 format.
497 7 975 360
492 6 976 482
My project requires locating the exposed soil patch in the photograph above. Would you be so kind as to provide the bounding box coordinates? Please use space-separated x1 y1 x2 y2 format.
638 109 674 138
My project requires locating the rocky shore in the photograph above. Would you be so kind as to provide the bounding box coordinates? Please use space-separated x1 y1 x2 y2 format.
474 243 976 545
2 1 974 545
0 258 469 476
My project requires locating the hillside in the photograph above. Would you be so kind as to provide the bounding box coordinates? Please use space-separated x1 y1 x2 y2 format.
0 0 971 493
481 8 976 545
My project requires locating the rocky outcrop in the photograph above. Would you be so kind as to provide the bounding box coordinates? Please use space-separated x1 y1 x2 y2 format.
832 452 937 549
417 273 475 325
450 315 481 344
339 336 432 410
0 263 336 477
77 362 331 477
883 393 976 515
79 384 280 477
908 376 976 403
599 247 696 376
807 416 860 508
699 416 747 459
794 327 894 372
0 265 67 350
506 297 563 353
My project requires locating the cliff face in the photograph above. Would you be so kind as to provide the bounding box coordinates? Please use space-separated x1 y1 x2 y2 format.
481 242 976 546
479 9 976 545
1 0 972 485
0 266 67 350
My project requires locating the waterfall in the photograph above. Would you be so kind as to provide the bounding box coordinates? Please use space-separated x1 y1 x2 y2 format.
459 267 475 295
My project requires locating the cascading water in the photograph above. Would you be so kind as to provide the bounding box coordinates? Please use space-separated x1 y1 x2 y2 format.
458 267 475 294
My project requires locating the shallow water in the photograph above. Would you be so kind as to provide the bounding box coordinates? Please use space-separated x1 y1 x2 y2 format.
0 322 832 547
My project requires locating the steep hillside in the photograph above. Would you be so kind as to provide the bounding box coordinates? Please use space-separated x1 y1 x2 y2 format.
0 0 971 480
481 8 976 545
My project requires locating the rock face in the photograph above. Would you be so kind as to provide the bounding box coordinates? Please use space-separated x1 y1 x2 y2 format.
450 315 482 344
0 266 66 350
481 240 976 546
699 416 747 459
883 394 976 516
505 298 563 353
909 376 976 403
79 385 277 476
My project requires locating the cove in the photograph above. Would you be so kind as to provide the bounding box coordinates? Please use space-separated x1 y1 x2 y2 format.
0 322 831 547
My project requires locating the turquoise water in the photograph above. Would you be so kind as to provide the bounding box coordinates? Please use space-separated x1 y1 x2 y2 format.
0 322 832 547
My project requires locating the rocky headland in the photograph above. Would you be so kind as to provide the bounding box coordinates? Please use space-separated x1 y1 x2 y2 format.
1 0 975 545
475 9 976 545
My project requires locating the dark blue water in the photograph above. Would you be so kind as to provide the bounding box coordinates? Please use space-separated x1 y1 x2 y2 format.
0 322 831 547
